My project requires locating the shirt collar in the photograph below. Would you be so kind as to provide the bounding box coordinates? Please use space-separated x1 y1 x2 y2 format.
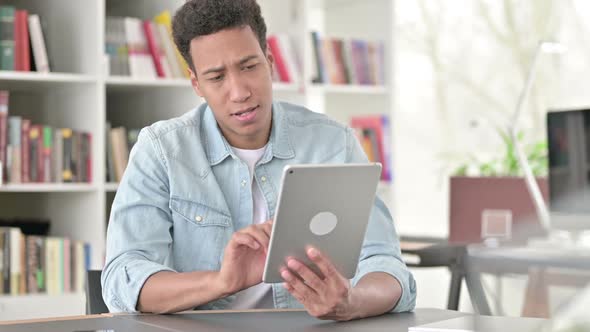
202 101 295 166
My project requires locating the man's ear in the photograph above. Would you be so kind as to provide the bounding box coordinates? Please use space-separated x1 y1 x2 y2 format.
189 68 204 97
266 50 274 74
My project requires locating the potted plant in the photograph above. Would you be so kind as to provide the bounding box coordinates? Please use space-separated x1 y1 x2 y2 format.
448 129 549 244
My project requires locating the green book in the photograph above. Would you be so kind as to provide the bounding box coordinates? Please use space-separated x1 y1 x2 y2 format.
0 6 15 70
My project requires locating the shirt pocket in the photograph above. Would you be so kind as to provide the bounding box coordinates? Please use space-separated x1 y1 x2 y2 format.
169 197 232 271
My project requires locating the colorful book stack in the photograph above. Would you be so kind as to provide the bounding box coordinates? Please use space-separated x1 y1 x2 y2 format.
350 114 392 182
0 90 93 184
310 31 385 86
0 5 50 73
105 10 189 79
105 123 139 183
0 226 91 295
266 33 301 85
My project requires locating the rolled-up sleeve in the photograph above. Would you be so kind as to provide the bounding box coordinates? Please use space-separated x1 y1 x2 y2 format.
346 127 417 313
101 128 176 312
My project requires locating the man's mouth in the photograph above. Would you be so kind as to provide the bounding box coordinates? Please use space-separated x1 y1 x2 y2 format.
232 106 258 117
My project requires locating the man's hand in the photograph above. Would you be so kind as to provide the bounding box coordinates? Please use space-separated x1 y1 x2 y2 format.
280 247 359 321
219 220 273 295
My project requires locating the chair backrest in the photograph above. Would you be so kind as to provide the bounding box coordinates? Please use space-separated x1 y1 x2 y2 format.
86 270 109 314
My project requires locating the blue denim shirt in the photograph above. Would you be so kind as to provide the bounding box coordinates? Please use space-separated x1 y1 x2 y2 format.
101 101 417 313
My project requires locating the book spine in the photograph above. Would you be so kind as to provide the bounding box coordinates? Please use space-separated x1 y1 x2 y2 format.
28 14 50 73
53 128 63 182
14 9 30 71
7 116 21 183
0 90 8 183
61 128 73 182
21 119 30 182
42 126 52 183
267 35 291 83
142 20 165 77
0 6 15 70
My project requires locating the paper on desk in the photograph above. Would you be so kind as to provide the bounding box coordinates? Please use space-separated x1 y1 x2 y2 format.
408 316 474 332
409 315 545 332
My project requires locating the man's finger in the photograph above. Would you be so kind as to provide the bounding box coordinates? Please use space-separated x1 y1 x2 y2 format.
231 232 260 250
306 246 339 280
280 268 316 299
286 258 324 292
241 226 270 250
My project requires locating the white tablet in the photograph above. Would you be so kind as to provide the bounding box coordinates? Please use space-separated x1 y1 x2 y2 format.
262 163 382 283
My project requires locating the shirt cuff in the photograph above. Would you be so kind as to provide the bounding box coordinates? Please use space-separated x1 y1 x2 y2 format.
110 260 176 312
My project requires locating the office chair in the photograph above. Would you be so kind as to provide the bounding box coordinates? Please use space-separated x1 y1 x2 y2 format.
86 270 110 314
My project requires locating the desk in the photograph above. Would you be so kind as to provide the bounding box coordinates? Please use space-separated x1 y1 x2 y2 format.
0 308 467 332
466 245 590 317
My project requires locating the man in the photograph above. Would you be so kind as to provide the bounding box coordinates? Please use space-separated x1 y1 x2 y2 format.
101 0 416 321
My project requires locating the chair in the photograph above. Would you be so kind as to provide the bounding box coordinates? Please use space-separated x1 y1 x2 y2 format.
86 270 110 314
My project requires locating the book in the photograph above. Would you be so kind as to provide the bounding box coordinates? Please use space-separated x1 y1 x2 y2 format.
20 119 30 182
124 17 156 78
143 20 170 78
110 126 129 182
350 115 392 181
14 9 30 71
0 90 8 183
155 23 183 78
28 14 50 73
0 6 15 70
7 116 21 183
154 10 189 78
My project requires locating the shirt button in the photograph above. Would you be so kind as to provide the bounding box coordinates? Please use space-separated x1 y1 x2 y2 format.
195 216 203 222
261 176 267 182
241 180 247 187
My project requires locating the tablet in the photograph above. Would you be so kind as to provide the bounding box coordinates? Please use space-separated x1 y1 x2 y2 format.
262 163 382 283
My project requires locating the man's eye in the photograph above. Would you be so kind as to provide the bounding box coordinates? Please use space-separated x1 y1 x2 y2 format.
243 64 257 70
209 75 223 81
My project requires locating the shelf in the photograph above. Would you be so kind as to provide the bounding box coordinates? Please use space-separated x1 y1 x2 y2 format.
307 84 388 95
0 183 98 193
106 76 192 91
105 182 119 192
272 82 301 92
0 71 97 91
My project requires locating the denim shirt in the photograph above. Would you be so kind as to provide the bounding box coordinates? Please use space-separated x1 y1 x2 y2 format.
101 101 417 313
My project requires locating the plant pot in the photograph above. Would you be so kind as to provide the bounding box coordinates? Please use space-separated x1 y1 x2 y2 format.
449 176 549 244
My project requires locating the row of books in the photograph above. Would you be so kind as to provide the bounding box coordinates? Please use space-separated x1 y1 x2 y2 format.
311 32 385 86
0 6 50 72
106 124 139 183
0 91 93 184
105 10 189 79
267 33 301 85
0 226 91 295
350 114 392 181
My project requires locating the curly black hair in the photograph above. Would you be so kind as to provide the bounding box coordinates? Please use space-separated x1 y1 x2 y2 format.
172 0 268 71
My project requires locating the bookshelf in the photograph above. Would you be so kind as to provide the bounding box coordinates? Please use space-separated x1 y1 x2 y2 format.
0 0 394 320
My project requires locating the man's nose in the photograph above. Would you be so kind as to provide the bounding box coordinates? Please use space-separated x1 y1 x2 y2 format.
228 74 251 102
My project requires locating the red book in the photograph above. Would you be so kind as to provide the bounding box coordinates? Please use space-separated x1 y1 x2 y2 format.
267 35 290 83
143 20 165 78
14 10 30 71
21 119 30 182
350 115 392 181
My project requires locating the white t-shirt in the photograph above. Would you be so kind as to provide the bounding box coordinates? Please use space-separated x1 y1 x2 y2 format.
226 145 274 309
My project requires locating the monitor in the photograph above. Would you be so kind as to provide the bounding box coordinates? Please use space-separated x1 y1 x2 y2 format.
547 108 590 230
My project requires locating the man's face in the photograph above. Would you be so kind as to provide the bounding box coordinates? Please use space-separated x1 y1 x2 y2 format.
188 25 274 149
